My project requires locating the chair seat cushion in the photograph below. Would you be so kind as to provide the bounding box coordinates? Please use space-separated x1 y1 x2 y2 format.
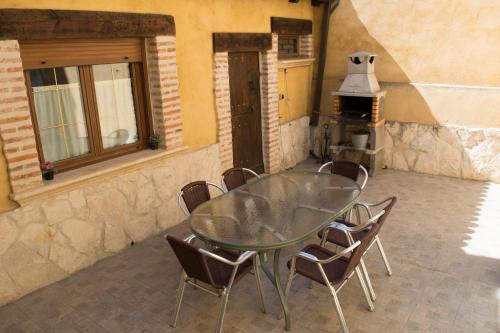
207 249 253 289
317 220 369 248
287 244 348 286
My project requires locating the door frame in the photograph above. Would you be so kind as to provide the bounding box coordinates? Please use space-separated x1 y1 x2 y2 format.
227 51 264 173
213 32 280 174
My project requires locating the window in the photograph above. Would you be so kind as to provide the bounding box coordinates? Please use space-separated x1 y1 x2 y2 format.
278 34 299 58
21 38 152 171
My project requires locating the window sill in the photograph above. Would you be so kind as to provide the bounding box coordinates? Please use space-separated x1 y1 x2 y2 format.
11 146 188 206
278 57 315 69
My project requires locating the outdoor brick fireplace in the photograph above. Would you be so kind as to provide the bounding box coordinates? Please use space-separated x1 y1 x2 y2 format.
330 51 386 176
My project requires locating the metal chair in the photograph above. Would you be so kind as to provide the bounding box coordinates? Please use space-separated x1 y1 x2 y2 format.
284 217 381 333
220 167 261 192
166 234 266 333
318 160 369 223
319 197 397 301
177 181 225 216
318 160 369 190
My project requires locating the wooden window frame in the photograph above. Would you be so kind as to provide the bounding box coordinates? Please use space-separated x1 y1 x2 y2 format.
22 39 153 172
278 34 300 59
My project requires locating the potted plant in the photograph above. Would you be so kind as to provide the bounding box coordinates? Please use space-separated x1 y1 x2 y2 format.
40 162 55 180
351 129 370 150
148 133 161 150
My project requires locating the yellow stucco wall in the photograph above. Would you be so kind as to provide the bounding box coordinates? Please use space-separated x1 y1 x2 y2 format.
278 65 313 123
1 0 317 148
321 0 500 128
0 0 318 212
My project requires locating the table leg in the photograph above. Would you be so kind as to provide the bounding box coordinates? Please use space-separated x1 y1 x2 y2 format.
259 249 291 331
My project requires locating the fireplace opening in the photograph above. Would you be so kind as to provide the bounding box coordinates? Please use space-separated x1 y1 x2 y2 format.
339 96 373 123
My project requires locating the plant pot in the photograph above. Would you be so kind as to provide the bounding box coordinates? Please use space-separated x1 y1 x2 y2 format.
149 142 159 150
42 170 54 180
351 133 369 150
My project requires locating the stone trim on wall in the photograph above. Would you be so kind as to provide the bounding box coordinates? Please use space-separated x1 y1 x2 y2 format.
212 33 281 174
279 116 310 169
385 121 500 182
0 40 43 193
0 144 222 306
145 36 183 150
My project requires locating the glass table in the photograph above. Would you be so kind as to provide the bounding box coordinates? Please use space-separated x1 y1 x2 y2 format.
189 170 361 330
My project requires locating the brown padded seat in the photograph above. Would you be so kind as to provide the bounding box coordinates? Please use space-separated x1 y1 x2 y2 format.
167 235 252 289
286 244 349 286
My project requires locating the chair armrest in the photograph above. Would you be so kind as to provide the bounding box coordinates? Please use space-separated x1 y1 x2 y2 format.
358 196 395 208
329 209 385 233
297 241 361 264
164 233 197 243
199 248 256 266
351 202 373 219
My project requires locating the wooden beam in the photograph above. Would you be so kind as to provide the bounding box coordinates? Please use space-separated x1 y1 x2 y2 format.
271 17 313 35
0 9 175 40
213 33 272 53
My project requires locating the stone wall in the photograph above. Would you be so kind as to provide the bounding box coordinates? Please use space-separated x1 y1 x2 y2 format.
385 121 500 182
279 116 310 169
0 144 221 306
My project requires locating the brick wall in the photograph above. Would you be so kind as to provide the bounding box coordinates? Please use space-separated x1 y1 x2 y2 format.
299 34 313 58
260 34 281 174
0 40 43 193
213 52 233 171
145 36 183 150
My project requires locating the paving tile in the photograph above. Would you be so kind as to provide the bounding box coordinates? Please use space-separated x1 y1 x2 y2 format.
0 161 498 333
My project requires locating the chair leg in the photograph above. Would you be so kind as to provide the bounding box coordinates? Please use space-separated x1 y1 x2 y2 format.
215 289 229 333
327 284 350 333
359 258 376 301
278 260 295 320
355 266 375 312
375 236 392 276
253 255 267 314
171 272 187 328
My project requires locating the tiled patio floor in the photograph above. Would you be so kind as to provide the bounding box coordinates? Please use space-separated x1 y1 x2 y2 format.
0 160 498 333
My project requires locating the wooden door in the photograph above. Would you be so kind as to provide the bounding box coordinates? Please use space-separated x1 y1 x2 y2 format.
228 52 264 173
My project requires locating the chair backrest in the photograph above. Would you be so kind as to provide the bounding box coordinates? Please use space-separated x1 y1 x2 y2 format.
166 235 215 287
318 160 368 189
221 167 260 192
340 203 393 280
180 181 211 214
373 196 397 230
331 161 360 182
222 168 247 192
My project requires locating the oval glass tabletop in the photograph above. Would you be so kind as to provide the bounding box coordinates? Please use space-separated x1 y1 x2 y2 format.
188 170 361 251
